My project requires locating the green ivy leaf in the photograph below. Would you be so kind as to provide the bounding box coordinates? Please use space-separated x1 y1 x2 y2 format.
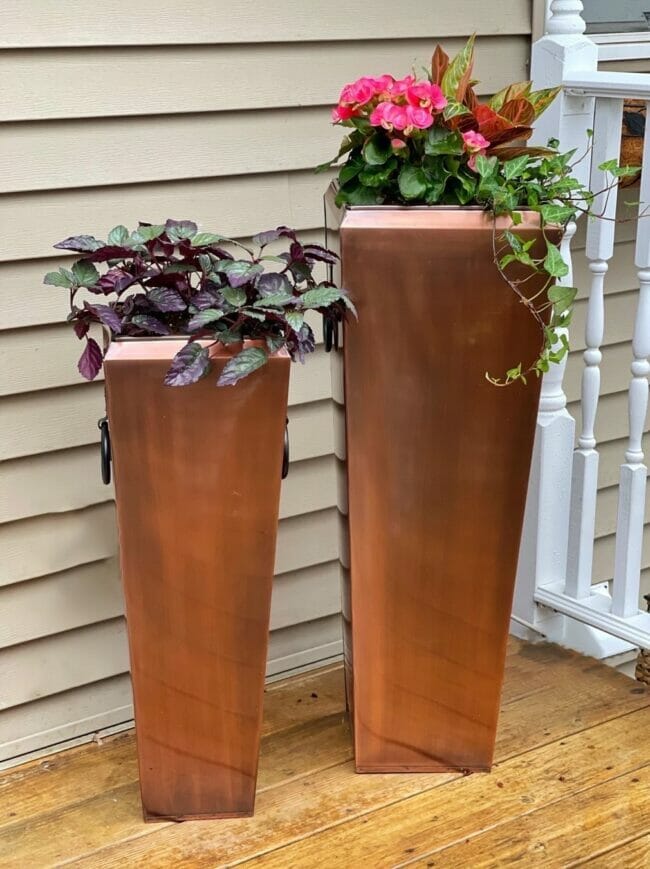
503 156 530 181
398 165 427 200
540 203 574 224
543 241 569 278
474 155 498 178
548 284 577 314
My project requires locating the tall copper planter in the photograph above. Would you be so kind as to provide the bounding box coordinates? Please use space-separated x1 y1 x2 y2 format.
103 339 290 820
326 189 553 772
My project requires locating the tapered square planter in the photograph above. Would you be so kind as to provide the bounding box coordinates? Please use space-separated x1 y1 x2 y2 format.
103 339 290 820
326 187 556 773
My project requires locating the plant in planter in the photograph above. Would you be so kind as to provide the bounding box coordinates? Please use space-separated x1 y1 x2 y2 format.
45 220 351 821
319 38 635 774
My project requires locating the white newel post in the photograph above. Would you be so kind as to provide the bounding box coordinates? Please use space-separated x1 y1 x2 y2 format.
512 1 596 634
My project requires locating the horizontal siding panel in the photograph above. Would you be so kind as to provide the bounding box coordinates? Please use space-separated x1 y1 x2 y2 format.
0 325 332 398
0 618 129 709
0 504 117 588
0 674 133 764
592 527 650 587
0 232 329 327
595 436 649 489
1 2 530 47
0 389 334 462
0 171 330 262
564 341 632 403
595 484 650 540
2 37 528 121
0 557 340 649
2 109 342 193
267 614 342 677
0 448 336 524
571 289 639 352
568 391 631 445
1 505 339 587
0 558 123 648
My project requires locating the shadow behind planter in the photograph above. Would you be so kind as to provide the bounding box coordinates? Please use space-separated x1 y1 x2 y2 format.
326 190 556 772
104 339 290 820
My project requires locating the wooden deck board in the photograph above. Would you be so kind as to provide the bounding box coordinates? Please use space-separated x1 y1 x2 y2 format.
0 639 647 868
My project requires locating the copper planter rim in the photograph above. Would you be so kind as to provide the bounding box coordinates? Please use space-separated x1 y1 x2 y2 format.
104 333 289 360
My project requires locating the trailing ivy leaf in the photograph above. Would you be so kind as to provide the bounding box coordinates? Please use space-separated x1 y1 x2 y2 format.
474 155 499 178
362 134 392 166
44 269 74 288
543 241 569 278
78 338 103 381
54 235 104 253
548 284 577 314
130 314 171 335
285 311 304 331
539 203 575 224
164 342 211 386
424 127 463 156
223 286 247 307
72 260 100 287
187 308 225 330
503 155 530 181
107 225 129 246
148 287 187 312
598 159 640 178
217 346 268 386
398 165 427 200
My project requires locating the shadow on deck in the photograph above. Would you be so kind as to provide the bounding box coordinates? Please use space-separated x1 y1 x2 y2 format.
1 638 649 867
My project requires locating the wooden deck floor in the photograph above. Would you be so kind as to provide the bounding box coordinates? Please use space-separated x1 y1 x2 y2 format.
0 638 649 868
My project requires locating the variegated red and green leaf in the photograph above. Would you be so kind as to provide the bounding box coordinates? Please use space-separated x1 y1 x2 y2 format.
440 33 476 102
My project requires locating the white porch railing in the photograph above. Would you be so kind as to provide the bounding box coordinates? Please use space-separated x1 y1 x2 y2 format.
513 0 650 656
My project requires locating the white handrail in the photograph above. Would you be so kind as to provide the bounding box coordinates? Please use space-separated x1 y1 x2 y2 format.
565 70 650 99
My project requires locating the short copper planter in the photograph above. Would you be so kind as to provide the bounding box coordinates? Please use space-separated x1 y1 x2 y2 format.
327 188 553 772
103 339 290 820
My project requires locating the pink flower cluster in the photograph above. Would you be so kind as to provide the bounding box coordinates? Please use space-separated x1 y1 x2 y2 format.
461 130 491 171
332 75 448 137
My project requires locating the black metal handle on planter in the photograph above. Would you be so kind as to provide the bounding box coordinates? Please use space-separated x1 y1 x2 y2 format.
323 315 339 353
282 419 290 480
98 416 112 486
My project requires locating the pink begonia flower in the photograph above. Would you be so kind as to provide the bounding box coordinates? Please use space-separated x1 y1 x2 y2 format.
406 83 447 112
371 75 395 96
331 105 357 122
339 77 376 107
462 130 491 153
405 105 434 130
370 101 408 131
389 75 416 96
391 138 407 150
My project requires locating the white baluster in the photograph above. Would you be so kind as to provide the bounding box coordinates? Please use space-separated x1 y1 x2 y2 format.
612 116 650 617
547 0 586 35
566 98 623 599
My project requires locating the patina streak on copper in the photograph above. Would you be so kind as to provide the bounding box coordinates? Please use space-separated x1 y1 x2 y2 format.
334 199 556 772
104 341 290 819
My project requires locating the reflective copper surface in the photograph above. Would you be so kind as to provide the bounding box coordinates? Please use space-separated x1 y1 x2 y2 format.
104 340 290 819
327 187 556 772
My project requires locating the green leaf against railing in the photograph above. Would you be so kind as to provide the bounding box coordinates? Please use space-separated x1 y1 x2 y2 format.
543 241 569 279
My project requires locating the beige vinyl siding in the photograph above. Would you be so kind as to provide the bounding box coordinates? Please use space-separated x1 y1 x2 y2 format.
568 173 650 606
0 4 533 765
